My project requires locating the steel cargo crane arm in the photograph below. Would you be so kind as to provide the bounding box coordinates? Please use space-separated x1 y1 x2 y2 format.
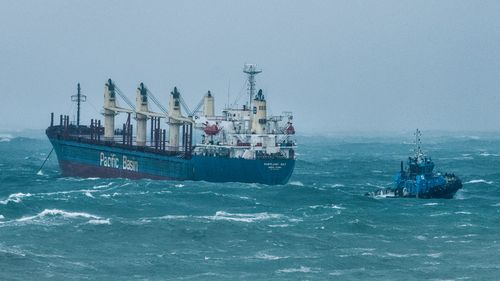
179 95 193 117
114 86 136 111
145 88 169 116
191 97 205 116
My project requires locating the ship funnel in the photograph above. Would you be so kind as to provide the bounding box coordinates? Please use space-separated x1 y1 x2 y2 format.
203 90 215 117
135 82 149 146
104 78 117 141
251 89 267 134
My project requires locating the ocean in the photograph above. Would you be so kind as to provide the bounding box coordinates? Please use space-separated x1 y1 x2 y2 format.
1 133 499 280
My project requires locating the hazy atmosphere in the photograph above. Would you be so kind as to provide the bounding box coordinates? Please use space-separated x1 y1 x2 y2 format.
1 0 500 133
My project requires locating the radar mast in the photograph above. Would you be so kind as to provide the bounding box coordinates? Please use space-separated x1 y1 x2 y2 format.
414 128 423 161
243 64 262 107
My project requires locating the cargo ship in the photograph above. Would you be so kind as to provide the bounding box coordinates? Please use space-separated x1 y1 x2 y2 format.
46 65 296 184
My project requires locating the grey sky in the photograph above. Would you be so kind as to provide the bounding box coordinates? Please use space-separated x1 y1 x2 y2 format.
1 1 499 133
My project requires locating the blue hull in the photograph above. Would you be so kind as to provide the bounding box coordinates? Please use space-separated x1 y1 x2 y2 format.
49 138 294 185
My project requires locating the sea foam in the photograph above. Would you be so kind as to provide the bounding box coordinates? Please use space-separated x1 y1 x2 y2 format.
211 211 282 223
17 209 101 222
0 192 32 205
464 179 494 185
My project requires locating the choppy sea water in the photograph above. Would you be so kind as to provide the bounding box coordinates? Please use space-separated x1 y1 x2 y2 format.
1 133 499 280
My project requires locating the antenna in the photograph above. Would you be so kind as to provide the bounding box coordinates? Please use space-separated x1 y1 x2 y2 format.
243 64 262 107
414 128 423 158
71 83 86 126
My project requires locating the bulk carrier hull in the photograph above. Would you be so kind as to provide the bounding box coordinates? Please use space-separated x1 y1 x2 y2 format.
48 136 295 185
46 65 297 185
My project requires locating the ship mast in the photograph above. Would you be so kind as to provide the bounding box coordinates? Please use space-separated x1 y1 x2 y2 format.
71 83 86 126
414 128 423 161
243 64 262 106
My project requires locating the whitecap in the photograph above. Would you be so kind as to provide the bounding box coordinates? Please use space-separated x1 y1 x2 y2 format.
276 266 313 273
17 209 101 222
174 184 185 188
84 191 94 198
93 182 113 189
210 211 282 223
289 181 304 186
427 253 442 258
159 215 189 220
0 192 32 205
268 224 290 228
423 202 439 206
479 152 500 157
0 134 13 142
454 211 472 215
87 219 111 225
329 268 366 276
415 235 427 241
0 245 26 257
329 183 345 188
309 204 345 210
430 212 451 217
255 252 288 260
464 179 493 185
36 170 44 176
386 252 416 258
0 215 4 220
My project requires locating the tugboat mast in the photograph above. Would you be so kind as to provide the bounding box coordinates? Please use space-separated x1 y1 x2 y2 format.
243 64 262 106
414 128 423 161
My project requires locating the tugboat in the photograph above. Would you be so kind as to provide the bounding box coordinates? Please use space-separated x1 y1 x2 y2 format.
369 129 462 199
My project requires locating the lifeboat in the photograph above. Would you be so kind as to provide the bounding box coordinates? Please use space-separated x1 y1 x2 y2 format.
203 124 220 135
286 122 295 135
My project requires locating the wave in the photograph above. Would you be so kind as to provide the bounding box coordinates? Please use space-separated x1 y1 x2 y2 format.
87 219 111 225
0 244 26 257
255 252 289 260
276 266 314 273
309 204 345 210
159 215 189 220
0 134 13 142
289 181 304 186
479 152 500 157
93 182 114 189
211 211 282 223
17 209 101 222
464 179 494 185
0 192 32 205
423 202 440 206
154 211 284 224
454 211 472 215
385 252 419 258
